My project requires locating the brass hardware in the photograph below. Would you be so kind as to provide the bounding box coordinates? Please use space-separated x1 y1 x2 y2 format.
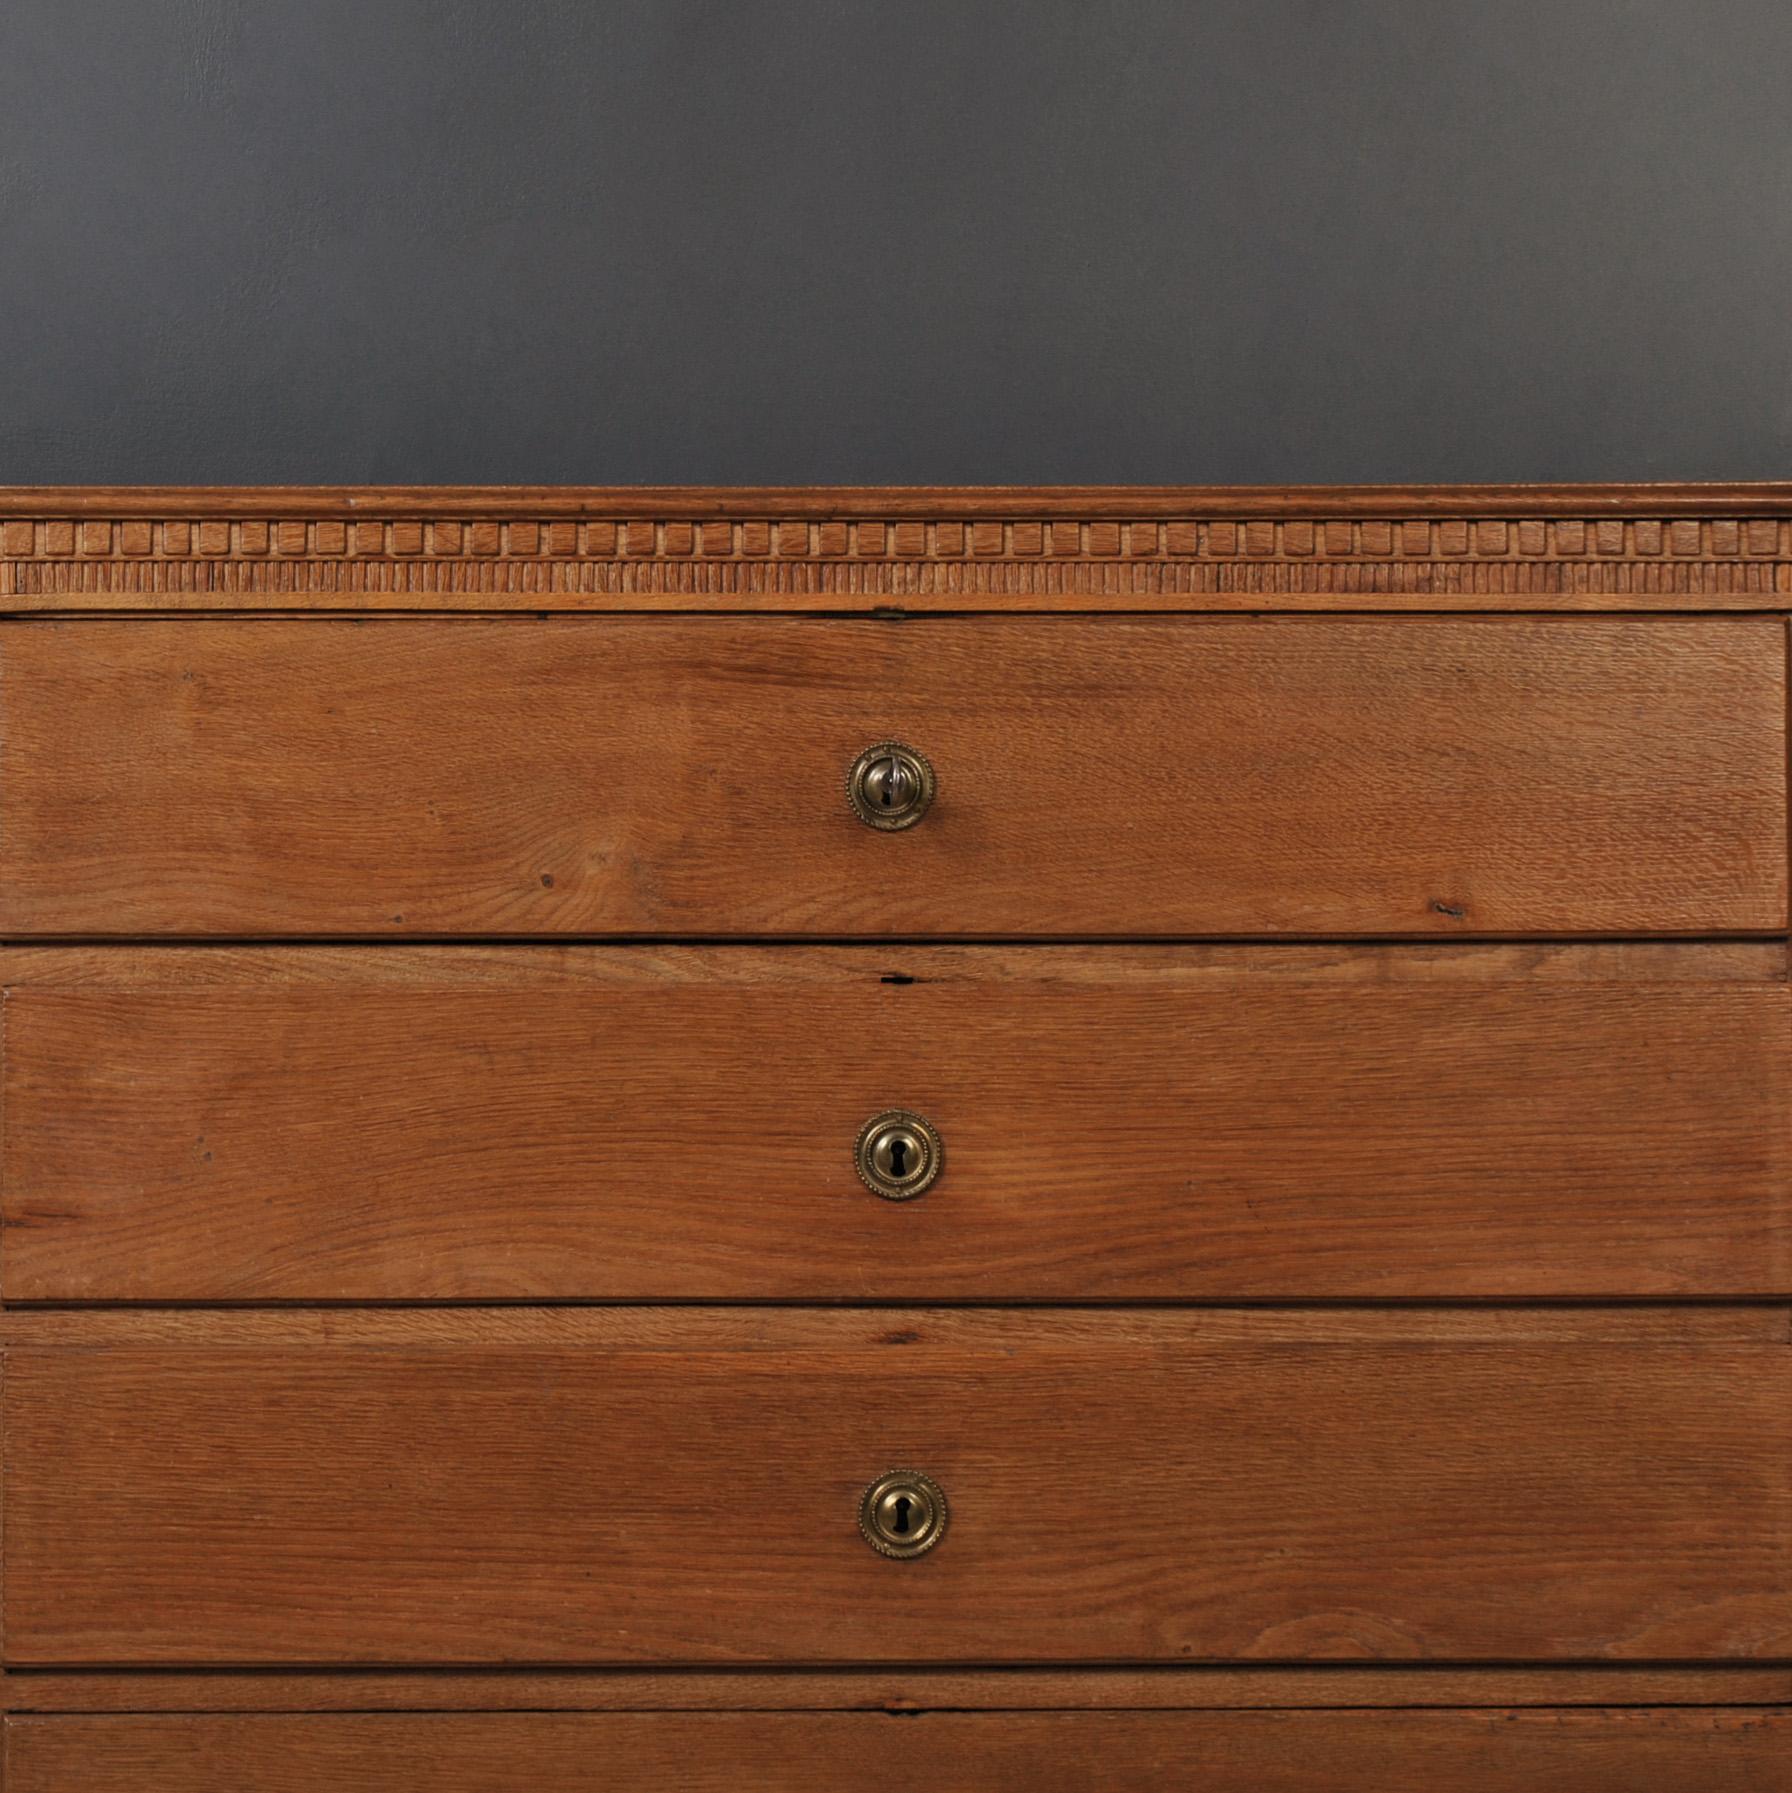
859 1470 948 1559
854 1109 943 1201
847 741 935 830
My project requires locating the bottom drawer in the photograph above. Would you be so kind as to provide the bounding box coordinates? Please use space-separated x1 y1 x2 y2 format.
8 1310 1788 1666
7 1711 1788 1791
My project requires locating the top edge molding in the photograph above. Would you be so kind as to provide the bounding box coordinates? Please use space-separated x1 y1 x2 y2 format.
5 485 1789 610
5 483 1792 518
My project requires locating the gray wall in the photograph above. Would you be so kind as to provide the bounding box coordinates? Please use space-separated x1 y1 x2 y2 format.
3 0 1789 486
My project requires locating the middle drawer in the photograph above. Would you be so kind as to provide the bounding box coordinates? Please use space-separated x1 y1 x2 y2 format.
4 944 1784 1302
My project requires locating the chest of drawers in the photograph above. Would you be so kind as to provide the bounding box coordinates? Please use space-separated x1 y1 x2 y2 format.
1 485 1788 1790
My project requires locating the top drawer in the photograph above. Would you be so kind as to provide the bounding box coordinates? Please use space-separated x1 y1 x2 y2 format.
0 617 1781 937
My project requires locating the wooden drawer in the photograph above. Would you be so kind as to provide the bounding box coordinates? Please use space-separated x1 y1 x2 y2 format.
5 944 1786 1302
8 1310 1786 1666
7 1710 1788 1791
0 617 1781 938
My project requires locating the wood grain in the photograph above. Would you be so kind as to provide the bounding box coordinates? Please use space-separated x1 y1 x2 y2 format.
7 1711 1790 1792
6 939 1780 987
15 1307 1772 1346
6 1309 1786 1666
14 1665 1791 1713
6 946 1786 1301
1 618 1782 937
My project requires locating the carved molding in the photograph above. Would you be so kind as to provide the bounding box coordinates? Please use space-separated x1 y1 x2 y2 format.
4 505 1789 605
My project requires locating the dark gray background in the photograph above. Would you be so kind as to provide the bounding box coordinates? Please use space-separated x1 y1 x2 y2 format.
3 0 1790 486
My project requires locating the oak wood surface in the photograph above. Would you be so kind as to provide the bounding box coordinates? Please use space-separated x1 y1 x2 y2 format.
5 491 1787 1754
15 1307 1772 1346
14 1665 1791 1713
7 1711 1789 1792
6 946 1786 1301
6 1309 1785 1667
3 939 1782 986
1 618 1782 937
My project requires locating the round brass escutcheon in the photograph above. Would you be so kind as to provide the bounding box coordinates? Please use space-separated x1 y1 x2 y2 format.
847 741 935 830
854 1109 943 1201
859 1470 948 1559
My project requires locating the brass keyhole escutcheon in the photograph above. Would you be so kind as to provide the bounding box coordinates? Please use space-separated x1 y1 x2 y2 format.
847 741 935 831
859 1470 948 1559
855 1110 943 1201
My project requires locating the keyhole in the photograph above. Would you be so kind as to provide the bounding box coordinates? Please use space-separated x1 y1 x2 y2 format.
848 743 933 832
861 1471 946 1558
856 1111 942 1201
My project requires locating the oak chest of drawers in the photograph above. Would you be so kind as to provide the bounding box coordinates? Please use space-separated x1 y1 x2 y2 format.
1 484 1788 1790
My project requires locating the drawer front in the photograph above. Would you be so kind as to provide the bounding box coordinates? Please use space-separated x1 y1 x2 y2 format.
8 1312 1786 1666
7 1711 1788 1792
6 946 1786 1301
0 617 1781 937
